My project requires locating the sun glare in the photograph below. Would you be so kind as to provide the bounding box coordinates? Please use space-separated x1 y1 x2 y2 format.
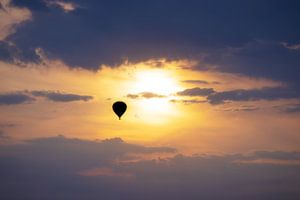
134 70 180 95
127 69 182 123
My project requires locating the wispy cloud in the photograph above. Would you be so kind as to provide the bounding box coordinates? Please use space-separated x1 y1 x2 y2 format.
281 42 300 50
0 92 34 105
169 99 206 105
177 87 215 96
127 92 166 99
273 103 300 113
45 0 78 13
182 80 220 85
30 90 93 102
207 87 300 104
0 90 93 105
0 0 31 41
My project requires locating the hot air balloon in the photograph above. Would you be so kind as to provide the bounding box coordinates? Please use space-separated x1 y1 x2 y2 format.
112 101 127 120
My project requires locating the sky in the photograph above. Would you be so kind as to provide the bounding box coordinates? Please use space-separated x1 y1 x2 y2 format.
0 0 300 199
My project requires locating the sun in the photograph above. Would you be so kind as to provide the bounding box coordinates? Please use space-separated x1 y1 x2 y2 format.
133 69 181 95
126 68 182 123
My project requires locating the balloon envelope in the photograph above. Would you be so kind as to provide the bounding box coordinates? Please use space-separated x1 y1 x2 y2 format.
112 101 127 120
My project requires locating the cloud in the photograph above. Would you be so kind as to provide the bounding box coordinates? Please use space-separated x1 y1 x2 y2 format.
0 136 299 199
281 42 300 50
0 92 34 105
7 1 300 71
0 131 9 139
177 87 215 96
200 40 300 89
182 80 220 85
126 94 139 99
275 103 300 113
169 99 206 105
0 135 176 169
0 123 16 128
30 90 93 102
45 0 78 13
0 91 93 105
207 87 300 104
127 92 166 99
0 0 31 41
217 105 259 112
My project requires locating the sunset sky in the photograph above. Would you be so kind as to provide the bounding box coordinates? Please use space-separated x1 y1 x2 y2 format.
1 0 300 199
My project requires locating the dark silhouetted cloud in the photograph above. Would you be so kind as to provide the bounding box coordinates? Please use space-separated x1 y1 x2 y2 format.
0 92 34 105
200 40 300 89
182 80 220 85
7 1 300 74
0 135 299 200
177 87 215 96
0 91 94 105
207 87 300 104
30 90 93 102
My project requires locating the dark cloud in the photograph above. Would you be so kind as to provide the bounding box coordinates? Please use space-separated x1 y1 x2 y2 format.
219 105 259 112
207 87 300 105
0 91 93 105
0 135 176 170
0 123 17 128
127 92 166 99
200 40 300 89
177 87 215 96
0 41 21 61
30 90 93 102
182 80 220 85
251 150 300 160
0 136 300 199
0 92 35 105
6 0 300 72
0 131 9 139
274 103 300 113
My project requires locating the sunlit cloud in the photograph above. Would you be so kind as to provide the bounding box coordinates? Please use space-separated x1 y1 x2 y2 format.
281 42 300 50
0 0 31 41
45 0 78 13
127 92 166 99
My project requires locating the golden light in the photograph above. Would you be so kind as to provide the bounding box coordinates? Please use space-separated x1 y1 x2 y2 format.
127 68 182 124
133 69 180 95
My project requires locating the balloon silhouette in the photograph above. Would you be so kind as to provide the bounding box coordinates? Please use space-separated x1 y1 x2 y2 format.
112 101 127 120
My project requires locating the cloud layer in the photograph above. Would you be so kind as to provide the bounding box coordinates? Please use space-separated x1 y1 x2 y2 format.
0 136 299 200
0 91 93 105
175 87 300 105
0 92 34 105
31 90 93 102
